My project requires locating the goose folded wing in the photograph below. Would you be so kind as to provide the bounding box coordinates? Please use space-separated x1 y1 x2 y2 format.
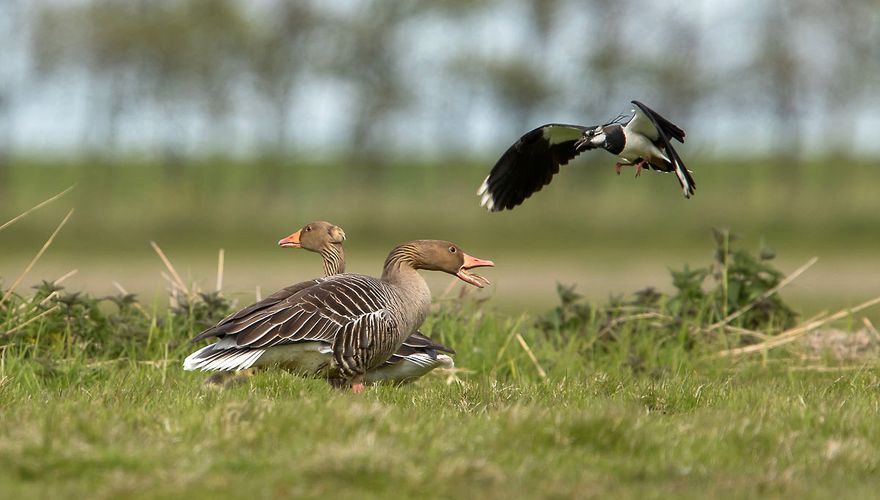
402 331 455 354
398 331 454 359
222 277 388 350
381 331 455 366
479 124 593 212
190 279 322 343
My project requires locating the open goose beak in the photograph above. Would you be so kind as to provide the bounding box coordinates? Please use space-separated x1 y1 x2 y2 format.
278 230 302 248
456 253 494 288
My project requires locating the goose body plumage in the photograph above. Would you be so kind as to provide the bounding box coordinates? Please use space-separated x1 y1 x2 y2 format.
184 239 493 389
185 272 428 380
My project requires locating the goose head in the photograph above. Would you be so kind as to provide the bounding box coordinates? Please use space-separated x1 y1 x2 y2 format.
410 240 494 288
278 221 346 253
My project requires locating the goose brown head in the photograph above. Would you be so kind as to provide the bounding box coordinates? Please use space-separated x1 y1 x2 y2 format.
385 240 494 288
278 221 346 252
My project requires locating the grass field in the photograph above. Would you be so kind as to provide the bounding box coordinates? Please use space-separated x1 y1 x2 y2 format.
2 157 880 498
2 293 880 499
5 363 880 498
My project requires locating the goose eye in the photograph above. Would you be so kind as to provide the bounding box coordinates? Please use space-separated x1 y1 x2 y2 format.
305 226 311 232
449 246 456 253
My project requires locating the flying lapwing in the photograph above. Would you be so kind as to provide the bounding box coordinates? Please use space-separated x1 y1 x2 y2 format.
477 100 695 212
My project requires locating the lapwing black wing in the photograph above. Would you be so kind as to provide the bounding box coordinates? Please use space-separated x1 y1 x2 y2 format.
477 124 596 212
477 101 695 212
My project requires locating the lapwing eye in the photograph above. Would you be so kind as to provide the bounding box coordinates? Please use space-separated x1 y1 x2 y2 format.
449 246 456 253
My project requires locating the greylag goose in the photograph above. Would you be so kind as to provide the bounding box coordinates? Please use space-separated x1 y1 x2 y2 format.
277 221 456 384
478 100 695 211
184 240 493 392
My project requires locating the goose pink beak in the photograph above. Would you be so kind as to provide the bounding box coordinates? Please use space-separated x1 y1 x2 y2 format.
278 230 302 248
456 253 494 288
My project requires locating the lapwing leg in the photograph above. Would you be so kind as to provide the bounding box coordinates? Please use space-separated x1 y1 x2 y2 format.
614 162 623 175
634 159 648 178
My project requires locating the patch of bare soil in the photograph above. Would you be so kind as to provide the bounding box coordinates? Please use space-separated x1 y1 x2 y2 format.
800 327 880 361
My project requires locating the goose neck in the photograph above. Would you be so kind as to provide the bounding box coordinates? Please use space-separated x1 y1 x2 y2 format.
381 243 420 282
319 243 345 276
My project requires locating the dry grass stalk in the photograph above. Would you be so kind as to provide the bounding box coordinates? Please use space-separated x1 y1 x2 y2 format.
53 269 79 286
159 271 176 291
37 291 60 308
162 342 169 385
0 185 74 233
705 256 818 332
216 249 225 292
85 359 125 368
788 365 876 373
862 318 880 342
516 333 547 379
0 209 74 308
493 317 525 370
150 241 191 296
723 324 771 341
599 312 672 338
1 305 61 337
436 366 473 386
112 281 128 295
715 295 880 358
139 359 171 368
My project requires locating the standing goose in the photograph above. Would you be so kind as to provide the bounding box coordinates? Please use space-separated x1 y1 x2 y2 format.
277 221 456 384
477 100 695 212
184 240 493 392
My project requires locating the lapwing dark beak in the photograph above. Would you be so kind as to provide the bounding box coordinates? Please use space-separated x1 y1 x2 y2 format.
574 131 594 150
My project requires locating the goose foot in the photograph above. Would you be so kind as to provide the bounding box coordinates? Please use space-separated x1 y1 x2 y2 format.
203 368 259 389
351 382 365 394
203 371 235 387
223 374 252 389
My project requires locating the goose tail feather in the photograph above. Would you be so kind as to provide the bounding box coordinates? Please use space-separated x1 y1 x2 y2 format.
183 342 265 372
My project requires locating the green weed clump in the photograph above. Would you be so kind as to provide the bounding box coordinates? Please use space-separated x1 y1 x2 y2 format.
0 282 232 367
536 230 798 352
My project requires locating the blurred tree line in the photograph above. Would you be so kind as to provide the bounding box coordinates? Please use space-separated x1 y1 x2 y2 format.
0 0 877 173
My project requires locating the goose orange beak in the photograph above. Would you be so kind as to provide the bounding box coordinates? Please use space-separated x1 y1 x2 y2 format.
456 253 494 288
278 230 302 248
